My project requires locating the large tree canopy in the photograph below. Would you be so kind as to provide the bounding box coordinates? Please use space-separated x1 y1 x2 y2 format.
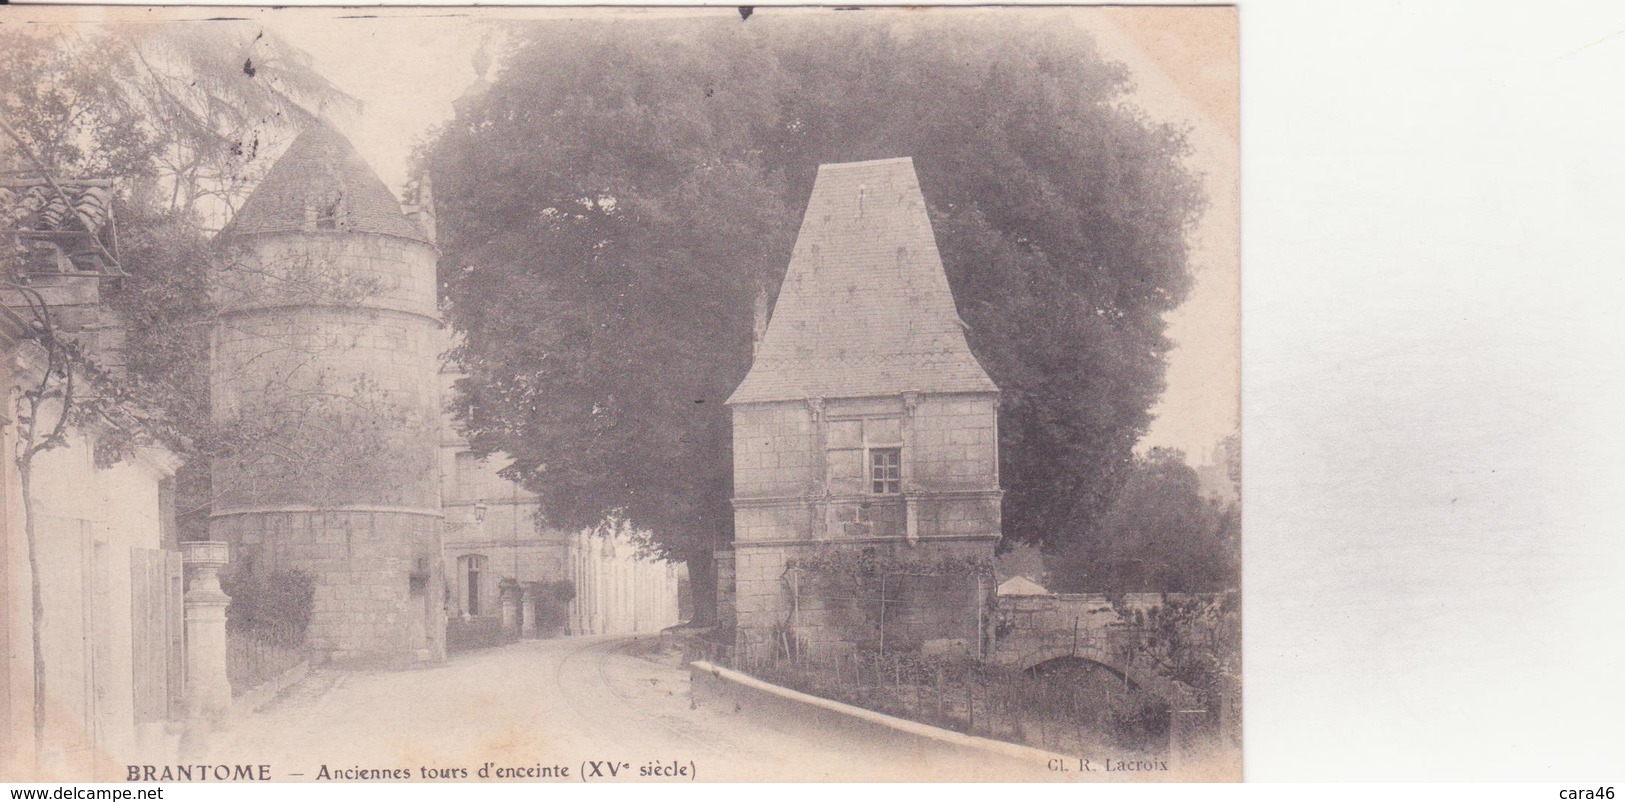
2 21 353 751
2 22 356 533
2 23 355 220
431 10 1205 566
1046 447 1240 594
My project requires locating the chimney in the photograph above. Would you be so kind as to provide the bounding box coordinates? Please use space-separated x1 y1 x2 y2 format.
751 278 770 356
403 172 437 244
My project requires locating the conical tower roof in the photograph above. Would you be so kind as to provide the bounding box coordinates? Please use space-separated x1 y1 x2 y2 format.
223 123 420 241
728 157 997 405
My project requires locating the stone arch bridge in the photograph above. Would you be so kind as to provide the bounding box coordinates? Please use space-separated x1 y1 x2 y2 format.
989 592 1196 705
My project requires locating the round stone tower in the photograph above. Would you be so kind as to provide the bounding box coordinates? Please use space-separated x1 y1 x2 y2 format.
209 123 445 666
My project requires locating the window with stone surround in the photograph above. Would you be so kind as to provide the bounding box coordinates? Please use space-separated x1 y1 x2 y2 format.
457 554 488 617
827 417 903 495
870 448 901 494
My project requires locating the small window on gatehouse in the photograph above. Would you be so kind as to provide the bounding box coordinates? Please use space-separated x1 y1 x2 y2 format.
870 448 901 495
828 416 904 496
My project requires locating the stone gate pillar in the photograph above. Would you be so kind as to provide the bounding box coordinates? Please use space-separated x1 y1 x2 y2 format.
520 585 538 639
181 541 232 724
500 584 519 638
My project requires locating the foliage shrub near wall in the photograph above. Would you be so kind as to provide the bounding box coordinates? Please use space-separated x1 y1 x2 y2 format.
780 547 996 654
540 579 576 605
222 567 314 692
1110 592 1240 720
786 548 994 580
222 567 314 639
535 579 577 635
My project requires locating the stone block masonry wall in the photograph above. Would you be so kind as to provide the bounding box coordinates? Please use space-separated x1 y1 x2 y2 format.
908 395 999 491
988 593 1204 705
732 539 994 662
731 402 819 501
731 394 1001 544
729 392 1001 658
209 315 443 513
210 234 441 430
730 395 999 499
211 308 443 416
214 510 445 666
213 233 438 320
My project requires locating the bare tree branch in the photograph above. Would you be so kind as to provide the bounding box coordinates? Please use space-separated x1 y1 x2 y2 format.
0 114 124 275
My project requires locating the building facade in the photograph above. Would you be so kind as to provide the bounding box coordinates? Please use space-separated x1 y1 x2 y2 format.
1 184 184 774
566 523 686 637
438 353 570 647
440 350 684 646
723 157 1002 659
0 382 181 774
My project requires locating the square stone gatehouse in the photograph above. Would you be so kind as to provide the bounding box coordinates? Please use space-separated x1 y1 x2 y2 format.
723 157 1002 662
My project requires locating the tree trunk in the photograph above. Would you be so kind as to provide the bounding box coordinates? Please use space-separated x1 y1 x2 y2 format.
685 549 717 628
19 459 45 756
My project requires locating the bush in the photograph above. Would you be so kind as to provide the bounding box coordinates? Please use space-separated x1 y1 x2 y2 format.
1104 696 1172 751
222 567 314 642
542 579 576 604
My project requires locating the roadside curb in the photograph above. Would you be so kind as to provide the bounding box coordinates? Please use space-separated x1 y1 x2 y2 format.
689 660 1070 768
232 659 310 717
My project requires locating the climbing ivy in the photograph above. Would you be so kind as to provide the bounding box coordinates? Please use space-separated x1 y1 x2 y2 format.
786 547 994 580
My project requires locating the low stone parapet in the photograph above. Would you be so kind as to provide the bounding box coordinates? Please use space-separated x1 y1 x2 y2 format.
689 660 1060 779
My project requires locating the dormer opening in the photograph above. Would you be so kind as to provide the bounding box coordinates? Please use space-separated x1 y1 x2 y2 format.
308 190 344 231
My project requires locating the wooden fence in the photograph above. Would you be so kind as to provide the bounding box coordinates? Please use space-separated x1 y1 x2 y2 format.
227 620 306 696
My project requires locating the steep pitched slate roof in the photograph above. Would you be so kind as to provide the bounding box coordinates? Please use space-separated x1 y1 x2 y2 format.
222 123 420 241
728 157 997 405
0 179 115 235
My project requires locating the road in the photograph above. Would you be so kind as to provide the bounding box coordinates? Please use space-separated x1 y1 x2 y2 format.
201 634 1059 782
